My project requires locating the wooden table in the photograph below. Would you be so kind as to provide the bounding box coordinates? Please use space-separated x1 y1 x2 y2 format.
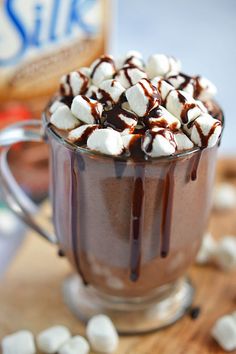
0 159 236 354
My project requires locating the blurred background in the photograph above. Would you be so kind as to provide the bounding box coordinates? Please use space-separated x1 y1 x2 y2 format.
0 0 235 274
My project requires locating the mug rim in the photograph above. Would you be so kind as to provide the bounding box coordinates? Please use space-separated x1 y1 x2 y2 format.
42 99 224 164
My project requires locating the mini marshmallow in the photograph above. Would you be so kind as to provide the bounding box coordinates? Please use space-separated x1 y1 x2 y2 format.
50 105 80 130
90 55 115 86
1 330 36 354
196 233 217 264
195 76 217 101
86 314 119 354
142 128 176 157
115 65 147 89
71 95 103 124
146 54 181 78
99 79 125 104
189 114 222 148
147 106 181 130
79 67 91 77
58 336 89 354
60 71 90 96
166 90 202 124
215 236 236 271
123 50 144 69
68 124 99 143
85 85 101 100
126 79 160 116
87 129 123 156
211 315 236 351
36 325 71 354
196 100 208 113
213 183 236 210
167 74 195 96
174 131 194 151
151 77 174 101
49 100 66 114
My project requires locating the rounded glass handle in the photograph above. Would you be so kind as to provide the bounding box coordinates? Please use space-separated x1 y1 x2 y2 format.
0 120 57 244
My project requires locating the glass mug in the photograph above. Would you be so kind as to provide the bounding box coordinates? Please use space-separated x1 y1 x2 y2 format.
0 107 220 333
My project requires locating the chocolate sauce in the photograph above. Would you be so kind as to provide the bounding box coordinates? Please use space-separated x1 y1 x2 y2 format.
194 76 202 98
139 79 161 115
70 154 87 285
177 91 196 124
82 95 101 124
103 105 137 132
161 163 176 257
144 107 179 130
191 151 202 181
91 55 115 79
194 120 221 148
60 95 74 108
130 165 145 281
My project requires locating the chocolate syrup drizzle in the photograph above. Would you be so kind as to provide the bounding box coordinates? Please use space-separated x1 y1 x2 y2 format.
130 165 145 281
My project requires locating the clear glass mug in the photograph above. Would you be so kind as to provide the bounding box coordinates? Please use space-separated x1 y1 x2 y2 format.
0 108 220 333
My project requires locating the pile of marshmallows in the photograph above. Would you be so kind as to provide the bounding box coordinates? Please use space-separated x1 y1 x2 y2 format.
50 51 222 158
1 315 118 354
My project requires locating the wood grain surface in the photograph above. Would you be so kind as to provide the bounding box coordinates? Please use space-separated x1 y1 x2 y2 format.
0 158 236 354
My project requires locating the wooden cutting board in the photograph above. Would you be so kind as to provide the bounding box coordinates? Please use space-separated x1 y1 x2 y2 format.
0 158 236 354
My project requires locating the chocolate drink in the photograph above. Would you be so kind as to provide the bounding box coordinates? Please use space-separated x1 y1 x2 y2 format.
46 52 223 298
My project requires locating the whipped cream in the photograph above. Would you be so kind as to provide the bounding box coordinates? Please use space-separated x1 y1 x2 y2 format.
49 51 222 158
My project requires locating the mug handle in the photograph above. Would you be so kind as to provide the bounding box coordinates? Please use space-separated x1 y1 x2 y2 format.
0 120 57 244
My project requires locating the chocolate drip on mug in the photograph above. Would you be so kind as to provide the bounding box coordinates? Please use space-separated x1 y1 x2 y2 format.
129 165 145 281
161 163 176 257
191 151 202 181
70 155 87 285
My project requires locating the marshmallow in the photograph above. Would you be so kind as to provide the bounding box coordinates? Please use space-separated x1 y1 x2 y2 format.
71 95 103 124
195 76 217 101
90 55 116 86
49 100 66 114
1 330 36 354
115 65 147 89
85 85 101 100
87 129 124 156
126 79 160 116
147 54 181 78
212 315 236 351
167 73 195 96
215 236 236 271
196 100 208 113
174 131 194 151
166 90 202 124
213 183 236 210
68 124 99 143
58 336 89 354
50 105 80 130
189 114 222 148
146 106 181 130
123 50 144 69
196 233 217 264
86 315 119 354
151 77 174 101
36 326 71 354
142 128 176 157
60 71 90 96
99 79 125 104
79 67 91 77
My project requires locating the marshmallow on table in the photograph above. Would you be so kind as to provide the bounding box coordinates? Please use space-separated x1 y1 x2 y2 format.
71 95 103 124
90 55 115 86
142 128 176 157
166 90 202 124
126 79 160 117
86 314 119 354
195 76 217 101
87 128 124 156
115 65 147 89
98 79 125 104
1 330 36 354
60 71 90 96
146 106 181 130
58 336 89 354
146 54 181 78
68 124 99 143
189 114 222 148
215 236 236 271
196 233 217 264
213 183 236 210
50 105 80 130
174 131 194 151
212 315 236 351
36 325 71 354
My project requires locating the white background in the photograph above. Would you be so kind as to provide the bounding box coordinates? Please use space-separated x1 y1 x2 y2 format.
112 0 236 155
